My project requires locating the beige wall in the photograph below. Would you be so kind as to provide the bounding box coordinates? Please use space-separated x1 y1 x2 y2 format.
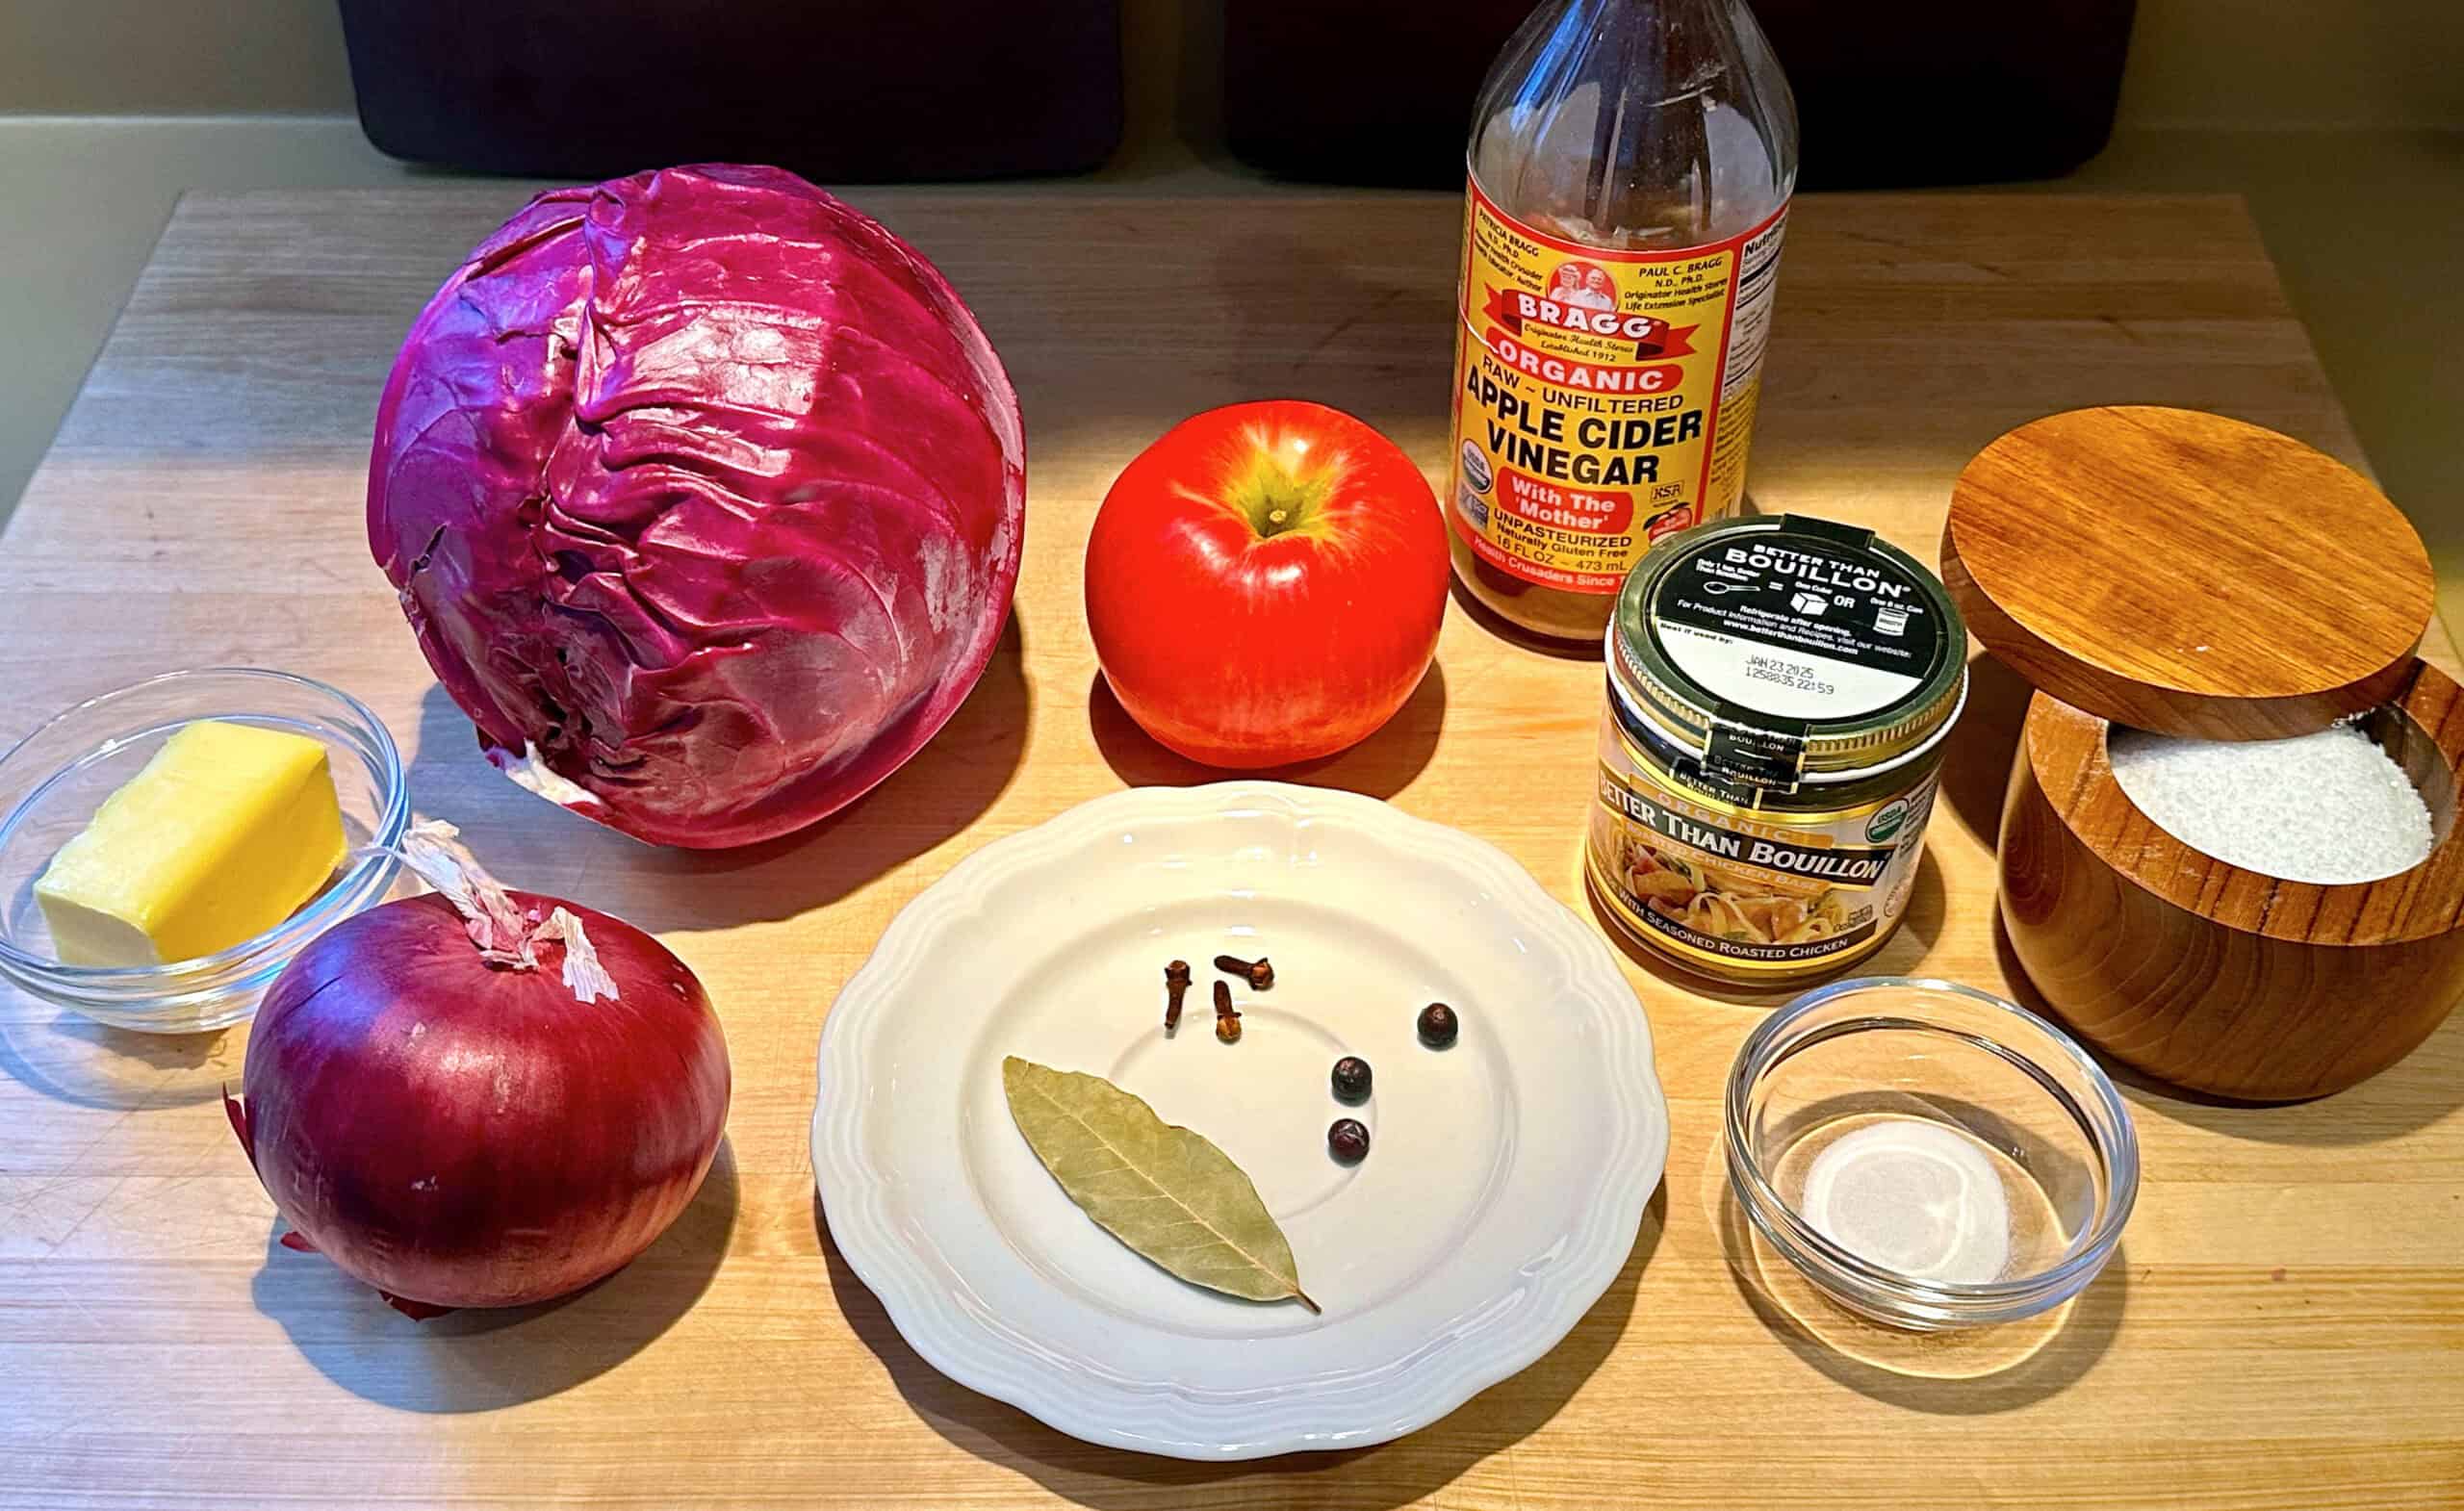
7 2 2459 132
2118 0 2464 129
0 0 353 114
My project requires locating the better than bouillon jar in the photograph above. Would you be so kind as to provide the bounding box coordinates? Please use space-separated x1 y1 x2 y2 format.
1587 515 1967 985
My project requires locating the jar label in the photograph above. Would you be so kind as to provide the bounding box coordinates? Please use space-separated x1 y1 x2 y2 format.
1649 521 1947 722
1446 180 1788 594
1589 745 1938 975
1698 717 1815 794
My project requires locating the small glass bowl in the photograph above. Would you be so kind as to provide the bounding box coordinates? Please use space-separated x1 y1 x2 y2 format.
0 669 410 1034
1725 976 2139 1331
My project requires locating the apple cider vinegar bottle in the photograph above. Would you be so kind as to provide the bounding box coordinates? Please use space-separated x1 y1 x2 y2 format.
1446 0 1799 644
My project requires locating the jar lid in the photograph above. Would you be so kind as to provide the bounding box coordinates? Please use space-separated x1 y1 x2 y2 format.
1942 407 2435 739
1609 514 1968 791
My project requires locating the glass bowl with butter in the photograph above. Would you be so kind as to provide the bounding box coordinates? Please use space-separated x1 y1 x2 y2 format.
1725 977 2138 1331
0 669 409 1033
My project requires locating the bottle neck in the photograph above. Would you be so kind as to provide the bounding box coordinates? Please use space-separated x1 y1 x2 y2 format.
1471 0 1794 249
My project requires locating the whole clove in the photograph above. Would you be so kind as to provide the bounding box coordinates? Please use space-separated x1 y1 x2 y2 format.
1163 960 1193 1032
1212 979 1242 1043
1215 954 1274 991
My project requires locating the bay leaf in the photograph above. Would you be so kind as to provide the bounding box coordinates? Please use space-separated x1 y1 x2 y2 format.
1002 1056 1319 1314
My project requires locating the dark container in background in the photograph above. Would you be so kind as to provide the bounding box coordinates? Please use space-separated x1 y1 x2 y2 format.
1222 0 2138 190
337 0 1125 180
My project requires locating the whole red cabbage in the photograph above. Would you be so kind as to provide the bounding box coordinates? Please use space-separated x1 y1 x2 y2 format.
369 164 1025 848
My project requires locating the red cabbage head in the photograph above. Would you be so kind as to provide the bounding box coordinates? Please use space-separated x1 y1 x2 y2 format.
369 164 1024 848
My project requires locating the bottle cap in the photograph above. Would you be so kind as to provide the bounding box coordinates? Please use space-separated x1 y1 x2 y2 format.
1609 514 1967 795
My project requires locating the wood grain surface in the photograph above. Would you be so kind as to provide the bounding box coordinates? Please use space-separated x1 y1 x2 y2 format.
2 189 2459 1510
2003 666 2464 1099
1942 405 2437 739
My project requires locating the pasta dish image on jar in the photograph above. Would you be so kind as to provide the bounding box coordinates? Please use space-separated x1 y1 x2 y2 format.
1615 836 1856 949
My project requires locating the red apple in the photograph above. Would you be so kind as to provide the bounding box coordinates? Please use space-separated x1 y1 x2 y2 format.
1086 400 1449 768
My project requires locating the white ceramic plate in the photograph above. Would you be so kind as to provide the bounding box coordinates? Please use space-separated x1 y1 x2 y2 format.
812 781 1667 1460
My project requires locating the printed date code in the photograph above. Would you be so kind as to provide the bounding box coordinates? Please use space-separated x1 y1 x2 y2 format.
1743 654 1834 696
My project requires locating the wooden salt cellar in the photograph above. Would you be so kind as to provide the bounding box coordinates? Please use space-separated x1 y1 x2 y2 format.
1944 406 2462 1100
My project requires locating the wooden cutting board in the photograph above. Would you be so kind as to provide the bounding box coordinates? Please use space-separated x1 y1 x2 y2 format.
1 188 2456 1510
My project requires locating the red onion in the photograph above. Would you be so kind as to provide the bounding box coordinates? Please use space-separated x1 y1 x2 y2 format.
227 824 729 1316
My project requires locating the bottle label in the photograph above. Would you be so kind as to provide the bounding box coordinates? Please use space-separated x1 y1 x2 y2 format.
1447 180 1788 595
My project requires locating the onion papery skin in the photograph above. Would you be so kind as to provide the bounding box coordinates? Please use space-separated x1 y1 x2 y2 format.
237 891 729 1311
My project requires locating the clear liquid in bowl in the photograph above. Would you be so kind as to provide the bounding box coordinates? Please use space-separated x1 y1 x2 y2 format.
1767 1111 2068 1285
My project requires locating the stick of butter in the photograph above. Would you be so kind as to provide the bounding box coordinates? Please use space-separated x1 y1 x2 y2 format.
35 720 347 966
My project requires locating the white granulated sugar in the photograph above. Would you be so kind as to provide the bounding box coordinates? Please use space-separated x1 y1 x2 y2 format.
2108 721 2434 884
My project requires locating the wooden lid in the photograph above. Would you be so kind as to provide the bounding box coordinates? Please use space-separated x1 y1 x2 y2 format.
1941 406 2435 739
